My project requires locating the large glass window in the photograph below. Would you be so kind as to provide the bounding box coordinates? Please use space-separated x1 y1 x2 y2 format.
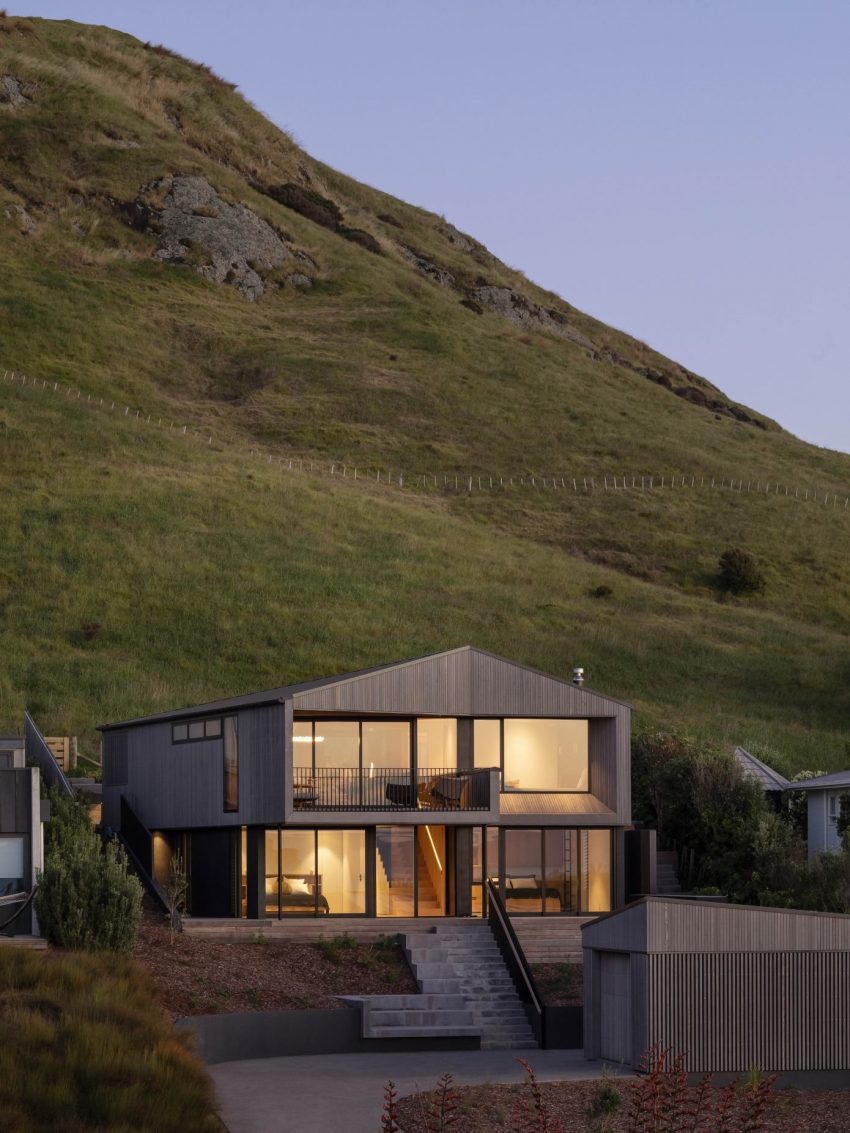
376 826 415 916
265 829 282 917
281 830 317 915
223 716 239 812
503 719 588 791
473 719 501 769
504 828 544 913
317 831 366 914
0 837 24 898
316 722 360 770
581 829 612 913
362 722 410 771
416 718 457 770
496 828 610 914
544 829 578 914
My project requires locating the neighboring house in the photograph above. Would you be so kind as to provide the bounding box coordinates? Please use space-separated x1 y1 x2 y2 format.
583 897 850 1072
787 769 850 858
733 745 789 810
0 733 47 937
100 646 633 921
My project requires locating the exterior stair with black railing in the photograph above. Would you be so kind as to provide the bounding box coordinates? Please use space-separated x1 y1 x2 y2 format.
353 922 536 1049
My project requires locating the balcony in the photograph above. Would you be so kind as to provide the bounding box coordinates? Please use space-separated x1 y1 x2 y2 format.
292 767 491 812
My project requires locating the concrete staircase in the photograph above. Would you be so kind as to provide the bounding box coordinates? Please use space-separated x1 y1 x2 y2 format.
356 922 537 1050
511 917 592 964
656 850 681 895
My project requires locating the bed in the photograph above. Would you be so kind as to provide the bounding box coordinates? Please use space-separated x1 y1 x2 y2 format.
502 876 563 913
264 874 330 915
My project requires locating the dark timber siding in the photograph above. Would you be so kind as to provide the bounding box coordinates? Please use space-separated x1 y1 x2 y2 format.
104 704 284 831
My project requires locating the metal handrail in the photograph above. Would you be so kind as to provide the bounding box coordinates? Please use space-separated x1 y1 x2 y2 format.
24 711 73 798
486 879 543 1016
0 886 37 932
292 766 490 811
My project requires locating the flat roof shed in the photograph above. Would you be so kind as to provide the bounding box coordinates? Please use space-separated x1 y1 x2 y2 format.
582 897 850 1073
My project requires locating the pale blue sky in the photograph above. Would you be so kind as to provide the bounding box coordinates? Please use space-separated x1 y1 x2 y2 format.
12 1 850 454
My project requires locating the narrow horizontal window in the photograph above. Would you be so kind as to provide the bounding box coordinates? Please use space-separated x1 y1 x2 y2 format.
188 721 205 740
205 719 222 739
172 723 188 743
172 717 224 744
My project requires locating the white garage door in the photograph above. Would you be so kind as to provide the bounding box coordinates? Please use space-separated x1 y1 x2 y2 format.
599 951 631 1065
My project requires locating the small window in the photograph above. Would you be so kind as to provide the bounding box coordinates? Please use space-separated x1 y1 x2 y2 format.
0 836 25 898
205 719 222 739
188 721 205 740
172 724 188 743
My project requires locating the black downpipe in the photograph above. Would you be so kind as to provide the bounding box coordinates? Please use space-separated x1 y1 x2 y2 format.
486 879 544 1046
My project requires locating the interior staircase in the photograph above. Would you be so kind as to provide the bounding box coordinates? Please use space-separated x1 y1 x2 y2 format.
375 832 442 915
353 921 537 1050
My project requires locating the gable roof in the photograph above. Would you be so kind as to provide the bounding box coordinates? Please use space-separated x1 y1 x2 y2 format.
733 746 790 791
99 646 630 731
786 769 850 792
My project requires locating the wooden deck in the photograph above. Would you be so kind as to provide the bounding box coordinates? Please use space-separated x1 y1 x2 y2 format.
0 936 47 950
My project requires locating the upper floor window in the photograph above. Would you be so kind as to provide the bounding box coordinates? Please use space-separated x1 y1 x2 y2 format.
171 716 237 812
473 718 589 792
172 718 223 743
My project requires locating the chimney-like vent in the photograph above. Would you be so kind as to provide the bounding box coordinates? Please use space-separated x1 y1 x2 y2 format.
572 667 585 686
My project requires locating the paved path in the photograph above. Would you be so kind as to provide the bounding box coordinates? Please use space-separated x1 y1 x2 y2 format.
211 1048 624 1133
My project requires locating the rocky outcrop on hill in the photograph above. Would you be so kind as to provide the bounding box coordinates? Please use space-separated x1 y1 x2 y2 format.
4 203 36 233
146 175 289 300
0 75 30 107
470 285 595 348
398 244 456 288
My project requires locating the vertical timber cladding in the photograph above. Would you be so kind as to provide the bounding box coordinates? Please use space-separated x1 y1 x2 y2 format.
648 950 850 1072
290 647 631 823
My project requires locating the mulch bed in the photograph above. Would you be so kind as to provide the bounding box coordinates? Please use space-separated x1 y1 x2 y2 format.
531 962 583 1006
134 912 418 1017
396 1078 850 1132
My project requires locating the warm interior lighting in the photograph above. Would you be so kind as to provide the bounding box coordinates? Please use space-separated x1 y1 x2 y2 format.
292 735 324 743
424 825 442 872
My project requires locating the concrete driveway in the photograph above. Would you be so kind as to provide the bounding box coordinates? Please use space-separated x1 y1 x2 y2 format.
210 1048 621 1133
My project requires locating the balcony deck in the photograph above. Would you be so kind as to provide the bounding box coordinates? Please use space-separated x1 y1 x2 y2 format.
292 767 491 813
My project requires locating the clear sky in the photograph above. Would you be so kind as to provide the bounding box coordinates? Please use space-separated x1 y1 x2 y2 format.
11 1 850 454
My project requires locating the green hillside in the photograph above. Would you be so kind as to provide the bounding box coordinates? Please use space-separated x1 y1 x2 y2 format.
1 15 848 771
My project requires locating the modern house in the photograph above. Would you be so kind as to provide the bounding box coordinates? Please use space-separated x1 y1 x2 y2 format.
100 647 633 922
0 733 47 937
787 769 850 857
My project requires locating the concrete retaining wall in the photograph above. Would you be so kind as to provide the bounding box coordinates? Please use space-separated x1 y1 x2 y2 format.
176 1007 480 1065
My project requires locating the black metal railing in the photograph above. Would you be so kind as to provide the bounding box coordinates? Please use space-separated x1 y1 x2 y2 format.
24 711 73 798
486 879 544 1045
292 766 490 811
119 795 169 914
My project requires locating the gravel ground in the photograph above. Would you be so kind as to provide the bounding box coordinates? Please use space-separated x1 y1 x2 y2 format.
134 912 417 1016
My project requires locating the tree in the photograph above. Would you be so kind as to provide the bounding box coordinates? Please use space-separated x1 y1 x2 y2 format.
717 547 765 595
35 789 142 951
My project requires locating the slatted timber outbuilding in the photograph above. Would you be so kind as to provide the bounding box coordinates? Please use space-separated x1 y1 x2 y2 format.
583 897 850 1072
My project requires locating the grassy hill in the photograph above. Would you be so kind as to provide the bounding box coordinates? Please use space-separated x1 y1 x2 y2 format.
1 14 848 772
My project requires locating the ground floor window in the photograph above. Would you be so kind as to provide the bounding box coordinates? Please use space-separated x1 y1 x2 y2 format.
264 829 366 916
167 823 615 919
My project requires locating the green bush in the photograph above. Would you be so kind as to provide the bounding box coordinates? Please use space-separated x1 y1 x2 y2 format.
717 547 765 594
34 791 142 951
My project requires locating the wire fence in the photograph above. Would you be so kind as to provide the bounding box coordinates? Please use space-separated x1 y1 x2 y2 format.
3 366 849 512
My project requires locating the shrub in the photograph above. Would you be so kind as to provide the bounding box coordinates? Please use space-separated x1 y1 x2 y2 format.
717 547 765 595
35 790 142 951
266 182 342 230
339 226 382 254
